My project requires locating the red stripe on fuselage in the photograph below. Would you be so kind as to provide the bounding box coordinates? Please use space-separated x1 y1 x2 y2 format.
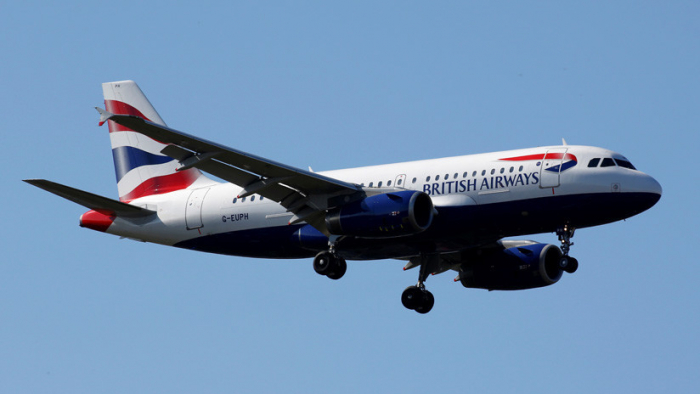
500 153 577 162
119 168 200 202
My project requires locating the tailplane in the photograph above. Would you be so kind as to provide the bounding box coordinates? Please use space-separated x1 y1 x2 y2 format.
102 80 208 201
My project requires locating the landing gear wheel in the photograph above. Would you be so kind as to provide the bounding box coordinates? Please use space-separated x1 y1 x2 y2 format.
559 256 579 274
415 290 434 314
557 225 578 275
313 252 335 276
401 286 434 313
564 257 578 274
326 257 347 280
314 252 347 279
401 286 423 310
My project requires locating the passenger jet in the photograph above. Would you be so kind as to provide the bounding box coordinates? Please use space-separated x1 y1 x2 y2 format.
25 80 662 313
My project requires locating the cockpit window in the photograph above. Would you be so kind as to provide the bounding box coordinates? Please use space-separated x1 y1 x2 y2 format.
614 158 637 170
588 158 600 168
601 158 616 167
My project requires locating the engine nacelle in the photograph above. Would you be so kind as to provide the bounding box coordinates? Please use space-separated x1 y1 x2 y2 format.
459 242 563 290
325 190 434 238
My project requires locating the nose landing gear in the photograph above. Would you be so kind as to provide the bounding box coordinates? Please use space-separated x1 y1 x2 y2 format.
557 225 578 274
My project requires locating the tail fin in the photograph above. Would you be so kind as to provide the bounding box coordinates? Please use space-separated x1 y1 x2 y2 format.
102 80 206 201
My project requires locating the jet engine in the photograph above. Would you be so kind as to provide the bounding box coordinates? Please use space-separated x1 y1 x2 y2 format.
325 190 434 238
459 242 563 290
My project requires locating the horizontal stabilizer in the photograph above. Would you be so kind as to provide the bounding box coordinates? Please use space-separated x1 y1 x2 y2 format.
23 179 156 218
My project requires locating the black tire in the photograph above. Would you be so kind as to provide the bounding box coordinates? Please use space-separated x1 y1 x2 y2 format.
415 290 434 314
313 252 335 276
327 257 347 280
559 256 570 270
565 257 579 274
401 286 422 310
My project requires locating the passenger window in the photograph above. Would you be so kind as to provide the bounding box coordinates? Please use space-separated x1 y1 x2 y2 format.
490 169 495 175
369 182 374 187
387 180 392 186
601 158 616 167
436 175 440 181
588 158 600 168
509 167 514 173
397 179 402 185
463 172 468 178
378 181 383 187
412 177 417 184
519 166 523 172
251 196 256 201
500 168 505 174
454 173 459 179
473 171 477 177
426 176 430 182
260 196 264 201
445 174 449 180
481 170 486 176
232 198 237 204
241 197 246 202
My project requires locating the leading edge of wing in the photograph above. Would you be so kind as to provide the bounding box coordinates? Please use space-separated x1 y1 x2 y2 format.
95 108 359 196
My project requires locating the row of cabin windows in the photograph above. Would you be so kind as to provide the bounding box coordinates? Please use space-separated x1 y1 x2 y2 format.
232 195 264 204
587 158 636 170
423 165 525 183
362 165 528 188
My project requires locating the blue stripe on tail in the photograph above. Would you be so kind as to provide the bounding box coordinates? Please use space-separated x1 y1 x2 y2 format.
112 146 174 182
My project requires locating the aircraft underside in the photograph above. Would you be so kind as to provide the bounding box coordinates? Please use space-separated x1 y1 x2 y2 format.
174 191 660 260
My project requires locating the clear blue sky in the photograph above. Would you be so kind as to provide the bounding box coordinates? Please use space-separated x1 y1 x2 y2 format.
2 1 698 393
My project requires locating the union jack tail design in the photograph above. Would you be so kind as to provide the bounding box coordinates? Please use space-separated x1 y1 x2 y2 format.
102 81 206 202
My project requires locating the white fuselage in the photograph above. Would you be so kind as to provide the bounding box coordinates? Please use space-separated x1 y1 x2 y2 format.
102 145 661 260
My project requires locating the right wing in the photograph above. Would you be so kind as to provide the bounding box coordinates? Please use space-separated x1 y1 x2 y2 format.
96 108 363 233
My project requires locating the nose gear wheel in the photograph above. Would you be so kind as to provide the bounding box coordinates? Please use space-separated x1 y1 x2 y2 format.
556 225 578 274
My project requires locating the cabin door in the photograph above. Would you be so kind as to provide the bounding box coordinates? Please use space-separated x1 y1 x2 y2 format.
185 188 210 230
539 148 568 188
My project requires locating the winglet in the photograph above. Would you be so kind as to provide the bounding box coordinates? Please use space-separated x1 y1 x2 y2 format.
95 107 114 126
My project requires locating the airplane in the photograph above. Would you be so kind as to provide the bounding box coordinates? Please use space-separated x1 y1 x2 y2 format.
24 80 662 314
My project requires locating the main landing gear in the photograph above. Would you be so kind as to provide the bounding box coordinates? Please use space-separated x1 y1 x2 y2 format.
557 225 578 274
313 238 347 280
401 254 438 314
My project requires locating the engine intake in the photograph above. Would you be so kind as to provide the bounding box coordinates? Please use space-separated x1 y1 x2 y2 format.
326 190 434 238
459 242 563 290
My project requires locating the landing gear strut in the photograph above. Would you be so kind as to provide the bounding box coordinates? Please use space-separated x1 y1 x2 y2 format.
557 225 578 274
313 237 347 280
401 254 438 314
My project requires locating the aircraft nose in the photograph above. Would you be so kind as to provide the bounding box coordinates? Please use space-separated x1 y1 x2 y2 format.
627 172 662 213
638 173 662 197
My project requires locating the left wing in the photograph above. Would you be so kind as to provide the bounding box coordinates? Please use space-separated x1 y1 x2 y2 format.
24 179 156 218
96 108 362 233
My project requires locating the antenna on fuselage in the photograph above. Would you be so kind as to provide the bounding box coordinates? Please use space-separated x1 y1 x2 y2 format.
562 138 568 146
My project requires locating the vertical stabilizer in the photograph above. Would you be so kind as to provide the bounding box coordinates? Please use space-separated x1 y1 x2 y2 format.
102 80 206 201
